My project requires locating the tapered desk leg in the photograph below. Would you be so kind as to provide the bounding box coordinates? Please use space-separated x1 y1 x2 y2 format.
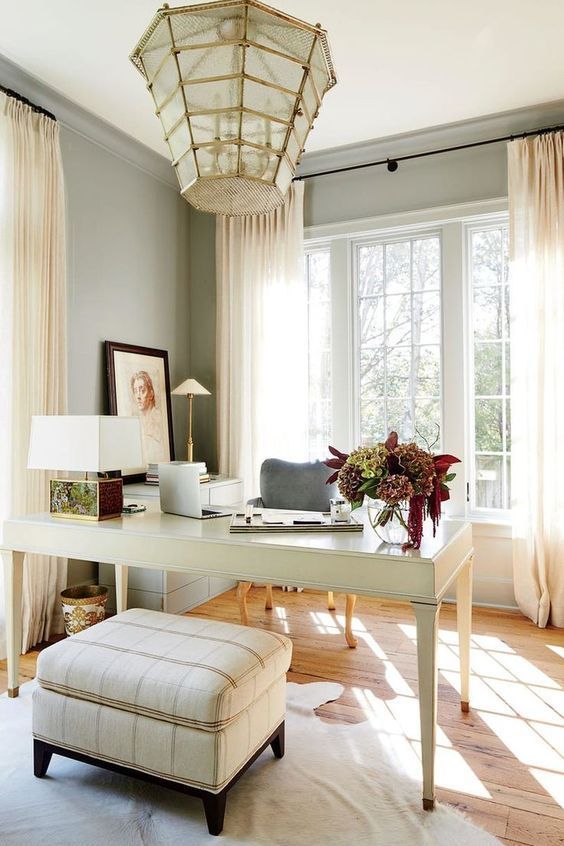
237 581 252 626
327 591 336 611
345 594 358 648
457 555 473 713
264 584 273 610
2 550 24 698
115 564 129 614
412 600 441 811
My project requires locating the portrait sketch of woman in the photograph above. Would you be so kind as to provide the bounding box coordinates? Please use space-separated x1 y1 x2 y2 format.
106 342 174 478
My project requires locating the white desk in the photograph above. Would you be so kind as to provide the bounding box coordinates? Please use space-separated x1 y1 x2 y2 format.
1 508 473 810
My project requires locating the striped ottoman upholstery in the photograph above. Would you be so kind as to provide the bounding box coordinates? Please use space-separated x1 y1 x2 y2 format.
32 608 292 835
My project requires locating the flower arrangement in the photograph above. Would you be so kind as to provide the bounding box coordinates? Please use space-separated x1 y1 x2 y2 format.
325 432 460 549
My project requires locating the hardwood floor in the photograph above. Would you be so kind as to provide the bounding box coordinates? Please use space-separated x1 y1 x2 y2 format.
2 589 563 845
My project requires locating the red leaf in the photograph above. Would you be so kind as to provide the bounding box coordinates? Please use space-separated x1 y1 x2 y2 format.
434 454 461 470
328 445 349 461
325 458 344 470
326 471 339 485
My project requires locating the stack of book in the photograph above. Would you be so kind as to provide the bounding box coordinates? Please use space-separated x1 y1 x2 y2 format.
193 461 210 484
145 463 159 485
145 461 210 485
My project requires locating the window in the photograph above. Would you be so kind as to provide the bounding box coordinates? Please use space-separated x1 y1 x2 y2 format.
303 201 511 521
356 235 441 447
469 224 511 510
305 248 331 459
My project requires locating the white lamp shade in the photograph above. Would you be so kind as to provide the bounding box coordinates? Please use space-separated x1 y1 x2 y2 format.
172 379 211 396
27 416 144 473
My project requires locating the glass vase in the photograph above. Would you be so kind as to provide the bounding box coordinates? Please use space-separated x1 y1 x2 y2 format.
367 499 409 545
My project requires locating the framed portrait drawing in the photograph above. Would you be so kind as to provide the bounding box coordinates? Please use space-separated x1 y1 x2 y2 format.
105 341 174 481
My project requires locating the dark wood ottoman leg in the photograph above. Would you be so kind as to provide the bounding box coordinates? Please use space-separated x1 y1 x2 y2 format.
33 739 53 778
271 721 285 759
202 789 227 836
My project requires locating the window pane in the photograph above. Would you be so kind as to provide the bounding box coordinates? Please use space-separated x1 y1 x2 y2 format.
308 251 330 300
306 250 331 459
472 230 502 285
361 399 385 444
473 286 503 340
360 348 385 396
359 296 384 347
414 399 441 446
475 398 503 452
358 235 441 448
414 345 441 397
474 342 502 395
358 244 383 298
413 238 440 291
387 398 413 441
475 455 503 508
385 294 412 347
386 347 411 396
385 241 410 294
413 291 441 344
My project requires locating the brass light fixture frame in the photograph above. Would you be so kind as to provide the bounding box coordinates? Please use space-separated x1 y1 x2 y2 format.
130 0 336 215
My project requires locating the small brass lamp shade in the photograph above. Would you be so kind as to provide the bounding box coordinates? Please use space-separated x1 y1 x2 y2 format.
172 379 211 461
130 0 336 216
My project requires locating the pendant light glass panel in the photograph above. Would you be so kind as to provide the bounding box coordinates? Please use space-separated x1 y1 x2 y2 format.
131 0 336 215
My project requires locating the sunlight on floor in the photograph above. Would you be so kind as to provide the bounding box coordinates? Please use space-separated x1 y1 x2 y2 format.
547 644 564 660
307 607 564 808
274 606 289 633
397 619 564 808
352 686 491 798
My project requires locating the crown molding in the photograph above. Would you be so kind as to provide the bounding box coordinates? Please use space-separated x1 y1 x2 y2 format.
0 53 176 189
298 99 564 178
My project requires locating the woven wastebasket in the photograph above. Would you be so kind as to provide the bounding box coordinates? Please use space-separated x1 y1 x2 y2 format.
61 585 108 636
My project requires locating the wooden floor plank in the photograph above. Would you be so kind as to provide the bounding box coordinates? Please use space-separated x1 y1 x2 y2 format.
2 589 563 845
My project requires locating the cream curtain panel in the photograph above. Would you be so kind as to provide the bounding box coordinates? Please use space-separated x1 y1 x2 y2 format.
216 181 308 497
0 92 68 654
509 132 564 628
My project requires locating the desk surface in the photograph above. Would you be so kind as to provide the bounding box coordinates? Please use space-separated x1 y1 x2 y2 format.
2 507 472 605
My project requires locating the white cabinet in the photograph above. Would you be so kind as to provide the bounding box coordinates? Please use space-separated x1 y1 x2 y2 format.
99 476 243 614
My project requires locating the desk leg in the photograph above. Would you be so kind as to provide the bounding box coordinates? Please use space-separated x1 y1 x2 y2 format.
115 564 129 614
237 582 252 626
412 600 441 811
345 594 358 648
457 555 473 712
2 550 24 698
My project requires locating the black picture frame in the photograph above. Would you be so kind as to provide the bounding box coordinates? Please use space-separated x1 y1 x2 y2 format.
105 341 175 483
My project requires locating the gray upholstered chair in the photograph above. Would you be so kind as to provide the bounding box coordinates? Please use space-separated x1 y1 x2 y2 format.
237 458 359 648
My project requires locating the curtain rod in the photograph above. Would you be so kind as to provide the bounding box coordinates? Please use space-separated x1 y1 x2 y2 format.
0 84 57 122
295 121 564 181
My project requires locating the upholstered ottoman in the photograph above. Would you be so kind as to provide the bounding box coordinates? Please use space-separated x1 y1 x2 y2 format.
32 608 292 835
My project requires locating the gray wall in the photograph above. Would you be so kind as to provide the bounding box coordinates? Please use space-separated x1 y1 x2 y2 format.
188 208 218 472
62 127 190 460
303 143 508 227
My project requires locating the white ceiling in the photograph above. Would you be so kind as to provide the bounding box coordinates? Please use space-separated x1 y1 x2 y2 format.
2 0 564 158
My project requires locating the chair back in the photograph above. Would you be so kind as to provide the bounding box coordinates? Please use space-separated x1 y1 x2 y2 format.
260 458 337 512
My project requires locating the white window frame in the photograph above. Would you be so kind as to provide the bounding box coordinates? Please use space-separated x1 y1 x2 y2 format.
464 218 511 520
304 243 333 461
304 197 510 525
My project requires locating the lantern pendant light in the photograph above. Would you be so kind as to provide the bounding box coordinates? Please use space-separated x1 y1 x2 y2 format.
130 1 336 216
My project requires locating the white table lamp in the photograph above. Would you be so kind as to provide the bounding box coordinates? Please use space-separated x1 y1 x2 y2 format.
28 415 144 520
171 379 210 462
